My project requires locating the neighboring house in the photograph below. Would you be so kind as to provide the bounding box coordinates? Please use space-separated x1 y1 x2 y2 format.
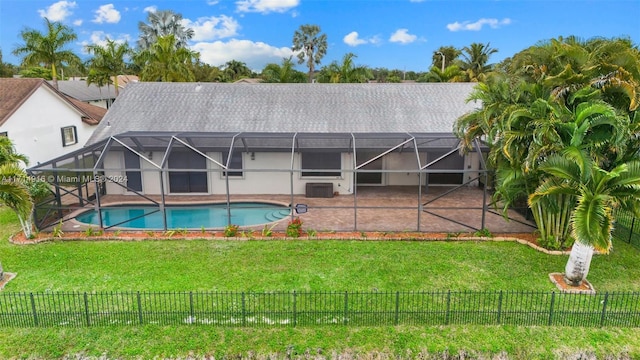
67 82 481 197
53 80 117 109
0 78 106 166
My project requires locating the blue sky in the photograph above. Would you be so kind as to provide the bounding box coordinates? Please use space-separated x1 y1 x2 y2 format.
1 0 639 72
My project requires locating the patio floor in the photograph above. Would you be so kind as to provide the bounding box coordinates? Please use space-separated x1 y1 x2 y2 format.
74 185 536 234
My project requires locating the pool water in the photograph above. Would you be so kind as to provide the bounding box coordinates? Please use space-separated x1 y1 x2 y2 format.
75 202 291 229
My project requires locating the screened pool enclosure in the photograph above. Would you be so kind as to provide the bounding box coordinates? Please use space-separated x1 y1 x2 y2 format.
27 131 536 233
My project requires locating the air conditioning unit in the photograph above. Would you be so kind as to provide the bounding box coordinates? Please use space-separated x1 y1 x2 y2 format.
305 183 334 198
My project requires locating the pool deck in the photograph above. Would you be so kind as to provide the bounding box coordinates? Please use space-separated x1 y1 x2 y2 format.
63 186 536 234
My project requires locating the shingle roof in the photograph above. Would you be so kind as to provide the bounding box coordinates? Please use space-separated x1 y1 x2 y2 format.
0 78 106 126
53 80 117 101
88 82 479 145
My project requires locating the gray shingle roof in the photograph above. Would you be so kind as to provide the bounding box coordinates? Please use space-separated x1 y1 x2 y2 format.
53 80 117 102
87 82 479 145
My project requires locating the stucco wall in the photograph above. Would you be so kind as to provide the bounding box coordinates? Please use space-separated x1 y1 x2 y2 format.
1 86 95 166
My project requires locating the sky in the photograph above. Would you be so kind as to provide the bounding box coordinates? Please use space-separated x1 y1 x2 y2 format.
0 0 639 73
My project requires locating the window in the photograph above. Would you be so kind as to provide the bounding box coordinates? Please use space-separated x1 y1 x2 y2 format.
0 132 7 137
61 126 77 146
222 151 243 177
302 152 341 177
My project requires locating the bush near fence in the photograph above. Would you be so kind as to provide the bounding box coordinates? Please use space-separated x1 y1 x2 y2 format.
1 290 640 328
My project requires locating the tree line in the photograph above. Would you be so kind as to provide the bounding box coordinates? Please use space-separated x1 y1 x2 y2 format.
0 10 500 87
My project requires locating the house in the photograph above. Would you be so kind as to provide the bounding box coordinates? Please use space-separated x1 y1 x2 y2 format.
77 82 482 197
0 78 106 166
53 80 117 109
28 82 535 233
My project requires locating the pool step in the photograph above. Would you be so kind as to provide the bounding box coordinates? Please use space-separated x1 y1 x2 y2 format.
264 209 291 222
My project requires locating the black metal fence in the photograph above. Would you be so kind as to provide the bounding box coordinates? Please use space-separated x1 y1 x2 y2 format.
613 210 640 249
2 290 640 328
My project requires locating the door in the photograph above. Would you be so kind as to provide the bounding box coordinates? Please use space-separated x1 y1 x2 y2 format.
168 151 208 193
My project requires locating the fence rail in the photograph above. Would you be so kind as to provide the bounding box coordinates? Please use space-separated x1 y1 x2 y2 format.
614 210 640 249
2 290 640 328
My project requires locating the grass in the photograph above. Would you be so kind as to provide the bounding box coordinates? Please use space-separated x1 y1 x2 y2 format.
2 207 640 358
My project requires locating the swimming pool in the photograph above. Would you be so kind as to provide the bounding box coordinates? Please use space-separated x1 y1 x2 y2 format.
74 202 291 229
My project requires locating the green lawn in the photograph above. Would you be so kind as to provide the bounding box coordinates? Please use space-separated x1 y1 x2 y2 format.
1 207 639 358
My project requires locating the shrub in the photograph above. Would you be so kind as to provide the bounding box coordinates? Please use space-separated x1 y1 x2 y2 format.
286 217 303 238
224 224 239 237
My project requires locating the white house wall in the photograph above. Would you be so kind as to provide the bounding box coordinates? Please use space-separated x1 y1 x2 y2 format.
1 86 95 166
102 150 474 196
385 152 427 186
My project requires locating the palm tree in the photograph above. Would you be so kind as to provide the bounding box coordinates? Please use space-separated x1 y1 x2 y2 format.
261 57 306 83
432 46 462 72
12 17 81 89
292 24 327 83
459 42 498 82
531 155 640 285
418 65 466 83
137 35 197 82
222 60 252 82
316 53 371 83
0 164 35 238
137 10 194 50
85 39 131 96
0 138 35 238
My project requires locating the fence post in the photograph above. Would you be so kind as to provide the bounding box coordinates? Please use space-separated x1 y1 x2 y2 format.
241 292 246 327
189 291 194 324
497 290 503 324
630 217 636 244
548 292 556 326
83 292 90 326
137 291 143 325
445 290 451 325
394 291 400 326
343 291 348 325
600 292 609 327
29 292 38 326
293 291 297 327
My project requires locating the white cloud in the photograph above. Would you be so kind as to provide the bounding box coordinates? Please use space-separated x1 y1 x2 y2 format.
73 19 83 26
207 0 220 4
236 0 299 14
182 15 240 41
343 32 367 47
447 18 512 32
389 29 417 44
191 39 294 71
38 1 77 21
93 4 121 24
143 6 157 13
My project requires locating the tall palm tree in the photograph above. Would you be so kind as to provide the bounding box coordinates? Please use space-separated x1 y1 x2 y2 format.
459 42 498 82
137 35 197 82
137 10 194 50
316 53 371 83
292 24 327 83
85 39 131 96
531 155 640 285
12 17 81 89
261 57 306 83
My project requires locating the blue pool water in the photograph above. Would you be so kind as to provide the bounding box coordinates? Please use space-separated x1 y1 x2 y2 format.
75 202 291 229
